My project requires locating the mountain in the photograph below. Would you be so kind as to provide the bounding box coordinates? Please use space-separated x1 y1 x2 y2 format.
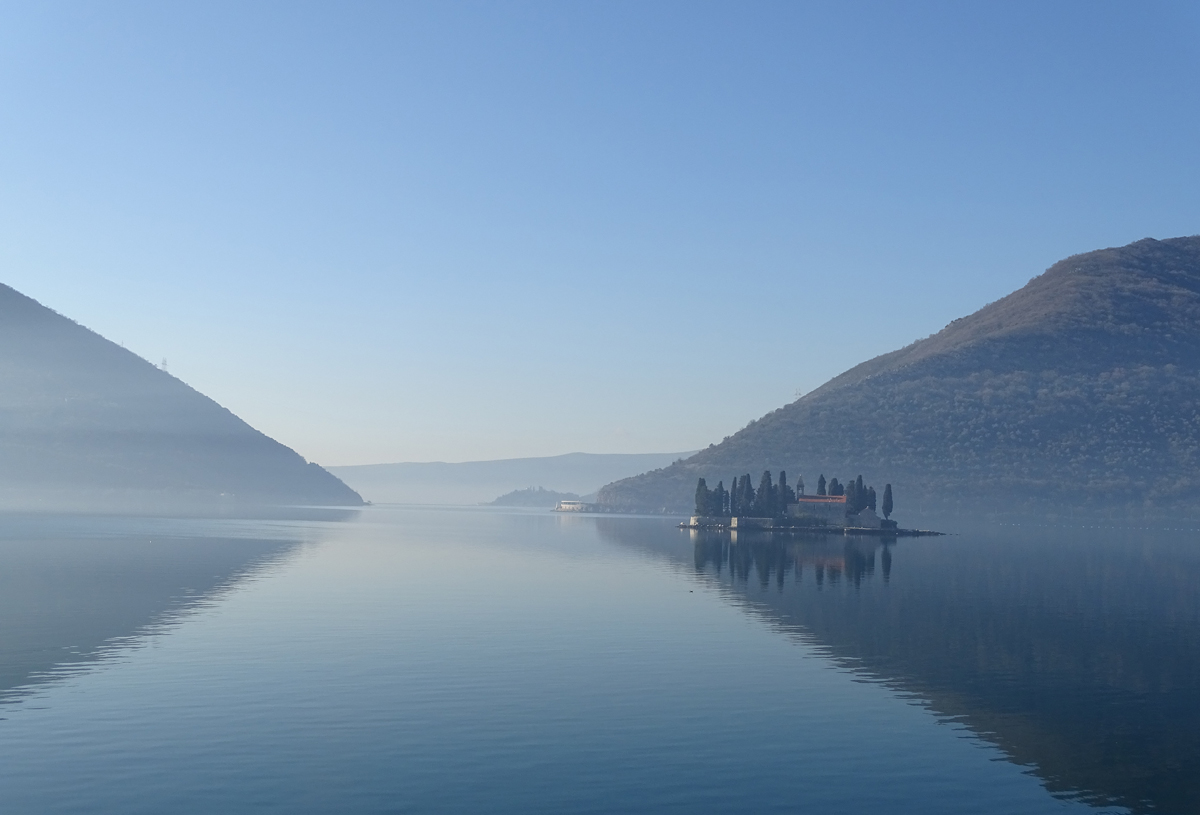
329 451 694 506
598 236 1200 517
0 283 363 510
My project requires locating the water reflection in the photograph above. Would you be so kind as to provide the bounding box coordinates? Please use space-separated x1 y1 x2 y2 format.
692 529 889 588
0 512 335 706
598 519 1200 815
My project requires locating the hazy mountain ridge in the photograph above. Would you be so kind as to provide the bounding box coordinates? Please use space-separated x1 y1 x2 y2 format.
599 237 1200 515
0 284 362 509
330 451 694 505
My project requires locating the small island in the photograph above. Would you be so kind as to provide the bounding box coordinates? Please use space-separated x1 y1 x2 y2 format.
681 471 940 536
489 486 583 508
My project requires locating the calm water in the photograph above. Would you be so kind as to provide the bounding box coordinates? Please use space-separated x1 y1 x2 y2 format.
0 507 1197 814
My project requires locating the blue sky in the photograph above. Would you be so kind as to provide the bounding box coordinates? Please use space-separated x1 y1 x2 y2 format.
1 1 1198 465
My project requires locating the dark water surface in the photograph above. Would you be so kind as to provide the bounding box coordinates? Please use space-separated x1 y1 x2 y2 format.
0 507 1196 814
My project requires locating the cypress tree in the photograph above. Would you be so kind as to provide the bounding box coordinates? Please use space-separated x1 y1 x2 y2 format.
779 471 796 505
694 478 710 516
855 475 865 510
845 479 859 512
868 486 877 512
742 474 755 513
882 484 893 519
755 471 774 516
817 474 827 496
713 481 726 515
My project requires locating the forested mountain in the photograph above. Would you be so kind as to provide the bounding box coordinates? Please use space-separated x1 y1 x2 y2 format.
599 236 1200 517
0 284 362 510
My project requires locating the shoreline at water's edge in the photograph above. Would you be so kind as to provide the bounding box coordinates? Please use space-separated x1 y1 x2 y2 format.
677 521 943 537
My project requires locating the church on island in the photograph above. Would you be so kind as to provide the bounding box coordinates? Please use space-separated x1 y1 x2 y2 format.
688 471 894 531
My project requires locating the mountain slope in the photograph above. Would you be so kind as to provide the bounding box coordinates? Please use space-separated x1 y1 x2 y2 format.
598 236 1200 515
0 284 362 509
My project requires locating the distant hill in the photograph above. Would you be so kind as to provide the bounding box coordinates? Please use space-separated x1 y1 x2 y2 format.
0 283 363 511
329 451 694 505
488 487 580 507
599 236 1200 517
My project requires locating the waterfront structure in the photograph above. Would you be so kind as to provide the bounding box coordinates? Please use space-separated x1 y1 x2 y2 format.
787 494 849 526
785 496 883 528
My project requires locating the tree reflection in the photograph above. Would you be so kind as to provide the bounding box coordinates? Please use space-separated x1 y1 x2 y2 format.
689 529 885 591
597 517 1200 814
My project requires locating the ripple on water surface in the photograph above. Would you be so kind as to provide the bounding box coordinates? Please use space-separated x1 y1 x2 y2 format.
1 508 1185 814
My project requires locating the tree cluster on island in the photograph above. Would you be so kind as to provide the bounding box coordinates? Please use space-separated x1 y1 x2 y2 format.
695 471 893 520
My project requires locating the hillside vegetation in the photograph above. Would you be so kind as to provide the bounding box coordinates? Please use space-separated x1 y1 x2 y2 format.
598 237 1200 516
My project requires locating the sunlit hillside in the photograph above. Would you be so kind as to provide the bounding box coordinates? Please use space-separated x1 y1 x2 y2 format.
600 236 1200 516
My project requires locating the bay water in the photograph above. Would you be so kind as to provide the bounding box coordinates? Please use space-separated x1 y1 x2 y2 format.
1 506 1196 814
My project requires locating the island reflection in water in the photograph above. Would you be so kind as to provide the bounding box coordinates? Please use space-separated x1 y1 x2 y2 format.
597 520 1200 815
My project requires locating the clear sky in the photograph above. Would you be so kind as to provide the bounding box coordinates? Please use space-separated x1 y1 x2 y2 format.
1 1 1198 465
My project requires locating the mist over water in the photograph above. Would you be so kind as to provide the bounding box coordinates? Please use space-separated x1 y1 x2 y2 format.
0 507 1192 813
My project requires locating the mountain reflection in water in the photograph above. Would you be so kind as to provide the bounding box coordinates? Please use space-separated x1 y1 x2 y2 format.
0 511 349 706
596 520 1200 815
